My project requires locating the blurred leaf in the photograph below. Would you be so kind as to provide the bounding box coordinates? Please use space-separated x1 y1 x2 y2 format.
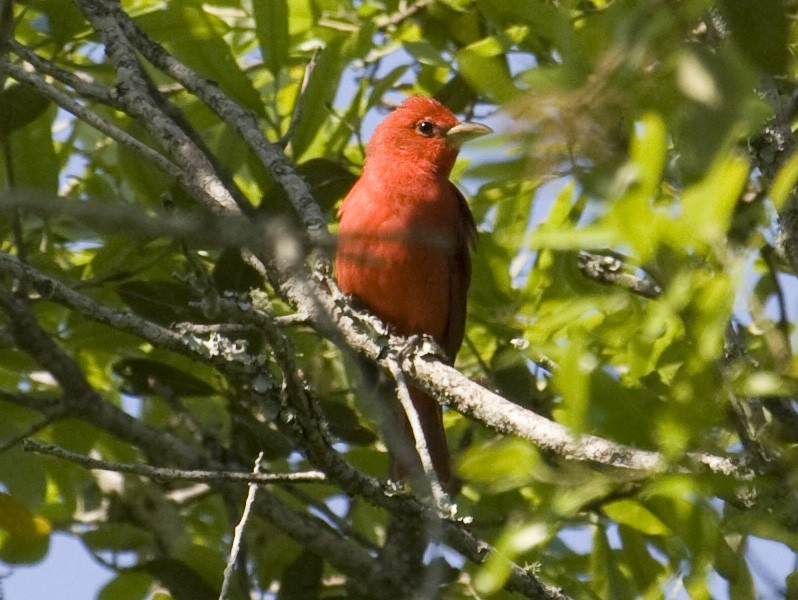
672 47 756 180
681 151 749 246
475 520 550 594
490 344 548 413
296 158 357 214
0 529 50 564
769 150 798 210
721 0 789 74
0 446 48 509
602 500 671 536
457 438 537 491
5 100 58 193
589 525 634 600
99 571 152 600
617 526 665 593
0 492 51 538
83 523 154 552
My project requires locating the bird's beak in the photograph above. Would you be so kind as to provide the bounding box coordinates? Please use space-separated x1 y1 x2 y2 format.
446 121 492 147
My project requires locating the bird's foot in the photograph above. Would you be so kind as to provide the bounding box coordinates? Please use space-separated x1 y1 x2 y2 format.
397 334 443 366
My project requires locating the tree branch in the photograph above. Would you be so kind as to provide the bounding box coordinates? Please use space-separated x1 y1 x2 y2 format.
23 439 326 484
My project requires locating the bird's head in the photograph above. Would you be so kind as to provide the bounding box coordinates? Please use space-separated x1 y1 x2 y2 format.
365 96 492 179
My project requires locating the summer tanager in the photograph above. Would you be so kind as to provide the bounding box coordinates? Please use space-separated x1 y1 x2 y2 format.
335 97 491 483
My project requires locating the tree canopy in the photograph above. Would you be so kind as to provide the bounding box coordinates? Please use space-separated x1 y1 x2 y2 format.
1 0 798 598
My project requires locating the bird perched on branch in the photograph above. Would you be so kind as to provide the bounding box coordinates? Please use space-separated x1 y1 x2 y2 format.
335 96 491 485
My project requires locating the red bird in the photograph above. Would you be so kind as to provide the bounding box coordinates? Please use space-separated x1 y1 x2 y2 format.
335 97 491 484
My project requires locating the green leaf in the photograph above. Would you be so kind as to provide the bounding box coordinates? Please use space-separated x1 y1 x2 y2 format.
0 446 48 509
617 526 665 593
589 525 635 600
457 42 516 104
0 530 50 564
4 102 58 193
289 39 346 159
681 152 749 246
134 2 264 115
254 0 289 76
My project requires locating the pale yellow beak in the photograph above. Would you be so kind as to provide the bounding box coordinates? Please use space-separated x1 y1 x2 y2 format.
446 121 493 147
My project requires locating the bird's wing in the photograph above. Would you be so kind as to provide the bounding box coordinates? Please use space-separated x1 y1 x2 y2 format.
443 183 477 364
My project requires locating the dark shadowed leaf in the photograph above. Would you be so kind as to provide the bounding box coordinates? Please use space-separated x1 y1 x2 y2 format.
320 399 378 446
82 523 154 552
113 358 217 397
721 0 789 74
115 281 205 325
213 248 265 293
277 549 323 600
139 559 217 600
0 84 51 137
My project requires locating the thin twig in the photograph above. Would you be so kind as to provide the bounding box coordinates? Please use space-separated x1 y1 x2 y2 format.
386 359 448 510
0 414 64 454
279 46 322 149
375 0 433 30
8 39 121 107
23 439 325 484
761 243 791 351
284 485 379 551
219 452 264 600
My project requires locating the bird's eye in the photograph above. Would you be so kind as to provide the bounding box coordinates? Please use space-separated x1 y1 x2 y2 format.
415 120 435 137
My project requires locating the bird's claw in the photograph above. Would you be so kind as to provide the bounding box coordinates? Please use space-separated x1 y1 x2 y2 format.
397 334 443 364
